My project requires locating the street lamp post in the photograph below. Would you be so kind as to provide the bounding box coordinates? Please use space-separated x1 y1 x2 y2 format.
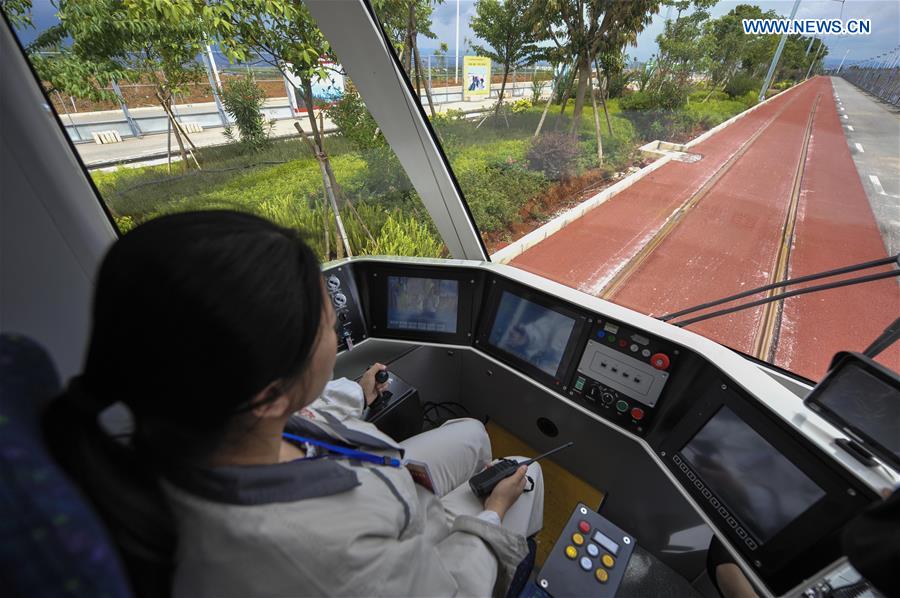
758 0 802 102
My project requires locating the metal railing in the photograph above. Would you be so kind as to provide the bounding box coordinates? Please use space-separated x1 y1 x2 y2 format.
51 53 552 144
841 66 900 105
838 46 900 107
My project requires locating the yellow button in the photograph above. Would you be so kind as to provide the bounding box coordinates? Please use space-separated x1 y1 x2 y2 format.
565 545 578 559
602 554 615 568
595 568 609 583
572 532 585 546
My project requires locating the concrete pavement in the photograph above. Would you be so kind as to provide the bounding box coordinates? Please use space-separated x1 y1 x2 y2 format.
830 77 900 257
76 83 542 168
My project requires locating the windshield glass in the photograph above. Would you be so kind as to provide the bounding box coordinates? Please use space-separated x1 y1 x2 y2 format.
4 0 897 382
368 0 899 382
5 0 447 262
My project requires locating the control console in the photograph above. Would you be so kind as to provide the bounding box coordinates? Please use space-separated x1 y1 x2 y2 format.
323 265 367 352
569 318 677 435
537 503 636 597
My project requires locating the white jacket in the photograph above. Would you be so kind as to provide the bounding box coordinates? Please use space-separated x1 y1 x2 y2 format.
163 378 528 597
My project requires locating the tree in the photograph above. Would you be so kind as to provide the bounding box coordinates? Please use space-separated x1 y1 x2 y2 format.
701 5 774 90
375 0 441 117
470 0 540 114
533 0 661 136
25 0 213 170
0 0 32 28
654 0 716 93
213 0 357 258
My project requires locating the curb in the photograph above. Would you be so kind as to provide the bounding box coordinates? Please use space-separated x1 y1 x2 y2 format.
490 80 811 264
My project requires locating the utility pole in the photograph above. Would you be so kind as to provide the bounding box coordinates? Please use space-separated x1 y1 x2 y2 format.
759 0 802 102
111 80 141 138
454 0 460 84
203 44 229 127
835 49 850 74
805 40 825 80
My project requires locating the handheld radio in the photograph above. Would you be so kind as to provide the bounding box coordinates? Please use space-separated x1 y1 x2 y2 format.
469 441 575 498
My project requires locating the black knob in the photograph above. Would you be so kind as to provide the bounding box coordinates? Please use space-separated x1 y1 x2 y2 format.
375 369 390 384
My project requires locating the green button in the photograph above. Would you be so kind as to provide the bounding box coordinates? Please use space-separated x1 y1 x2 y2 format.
607 335 616 343
616 400 628 412
575 376 586 391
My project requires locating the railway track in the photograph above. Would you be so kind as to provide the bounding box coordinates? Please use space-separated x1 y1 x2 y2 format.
596 86 822 362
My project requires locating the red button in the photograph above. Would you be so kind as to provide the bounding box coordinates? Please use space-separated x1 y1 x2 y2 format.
578 520 591 533
631 407 645 420
618 339 627 348
650 353 670 370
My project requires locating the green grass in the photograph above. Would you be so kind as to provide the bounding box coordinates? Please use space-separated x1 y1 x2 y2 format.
92 91 749 258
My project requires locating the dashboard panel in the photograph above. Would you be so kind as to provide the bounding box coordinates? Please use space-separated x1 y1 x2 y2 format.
326 258 887 596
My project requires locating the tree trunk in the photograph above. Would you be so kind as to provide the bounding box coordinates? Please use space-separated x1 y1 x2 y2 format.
316 157 349 259
496 65 509 114
594 60 613 136
299 80 351 258
569 55 591 137
413 41 436 117
590 79 603 165
157 92 191 171
555 71 575 130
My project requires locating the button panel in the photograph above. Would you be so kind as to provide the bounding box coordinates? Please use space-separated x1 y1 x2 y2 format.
571 319 678 436
538 502 635 597
322 265 366 353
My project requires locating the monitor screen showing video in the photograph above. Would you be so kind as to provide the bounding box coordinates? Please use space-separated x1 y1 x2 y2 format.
387 276 459 333
813 361 899 458
681 406 825 542
487 291 577 377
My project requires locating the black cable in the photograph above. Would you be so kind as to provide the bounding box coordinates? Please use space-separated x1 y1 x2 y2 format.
672 270 900 328
863 316 900 358
660 254 899 322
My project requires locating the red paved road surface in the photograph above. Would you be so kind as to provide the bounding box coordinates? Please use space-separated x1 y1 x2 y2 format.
512 77 898 380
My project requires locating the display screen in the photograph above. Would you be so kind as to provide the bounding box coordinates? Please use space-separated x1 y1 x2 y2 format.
814 362 899 456
681 406 825 542
387 276 459 333
487 291 576 376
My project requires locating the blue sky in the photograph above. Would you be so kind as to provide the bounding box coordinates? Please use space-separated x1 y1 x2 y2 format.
424 1 899 67
14 1 899 68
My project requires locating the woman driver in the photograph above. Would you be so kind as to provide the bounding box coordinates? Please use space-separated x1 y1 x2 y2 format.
43 211 544 597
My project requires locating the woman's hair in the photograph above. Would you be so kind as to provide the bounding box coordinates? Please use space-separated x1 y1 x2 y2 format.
42 211 324 597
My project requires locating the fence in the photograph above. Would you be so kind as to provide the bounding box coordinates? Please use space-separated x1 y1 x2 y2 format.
840 66 900 106
50 52 552 144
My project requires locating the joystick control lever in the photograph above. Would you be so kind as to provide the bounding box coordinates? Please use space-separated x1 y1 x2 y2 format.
368 368 392 412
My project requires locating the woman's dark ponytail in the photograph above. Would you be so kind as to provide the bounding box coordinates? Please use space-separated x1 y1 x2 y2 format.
42 211 325 597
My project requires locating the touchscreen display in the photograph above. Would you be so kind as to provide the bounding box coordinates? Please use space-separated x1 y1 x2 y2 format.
387 276 459 333
814 362 899 456
681 406 825 542
487 291 576 376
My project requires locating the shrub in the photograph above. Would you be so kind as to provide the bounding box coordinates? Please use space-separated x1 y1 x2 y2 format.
531 73 551 104
372 213 443 257
619 90 656 112
511 99 531 114
221 75 272 150
114 215 136 234
526 132 579 181
325 90 380 151
725 73 761 99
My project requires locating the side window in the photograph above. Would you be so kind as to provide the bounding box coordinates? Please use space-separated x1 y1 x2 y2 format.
3 0 445 261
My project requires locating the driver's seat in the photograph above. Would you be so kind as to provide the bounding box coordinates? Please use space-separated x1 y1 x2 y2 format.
0 334 133 598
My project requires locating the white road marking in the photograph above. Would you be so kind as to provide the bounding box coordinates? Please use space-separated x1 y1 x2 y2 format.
846 125 854 131
855 143 864 153
869 175 885 195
